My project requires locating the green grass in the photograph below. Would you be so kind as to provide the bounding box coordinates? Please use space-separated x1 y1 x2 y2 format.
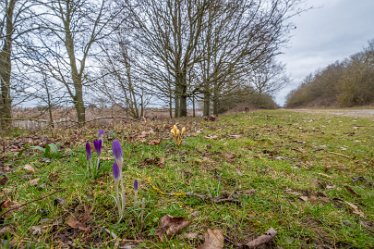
1 110 374 248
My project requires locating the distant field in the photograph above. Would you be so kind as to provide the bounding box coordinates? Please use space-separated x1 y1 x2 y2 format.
1 110 373 248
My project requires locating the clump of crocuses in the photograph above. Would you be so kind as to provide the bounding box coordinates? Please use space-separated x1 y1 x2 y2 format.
112 139 126 221
98 129 104 141
85 130 104 178
93 139 102 171
170 124 186 146
86 141 92 168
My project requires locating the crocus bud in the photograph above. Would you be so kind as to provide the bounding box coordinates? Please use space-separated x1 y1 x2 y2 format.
112 140 123 164
134 180 138 191
98 129 104 140
93 139 102 156
85 141 92 160
171 125 178 136
112 162 121 181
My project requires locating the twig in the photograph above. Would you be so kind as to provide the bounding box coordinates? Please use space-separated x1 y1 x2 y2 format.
326 151 352 159
0 189 63 217
184 192 241 205
246 227 277 248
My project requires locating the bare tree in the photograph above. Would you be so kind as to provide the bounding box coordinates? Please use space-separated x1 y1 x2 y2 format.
125 0 209 117
0 0 38 129
197 0 299 116
122 0 300 117
31 0 123 124
96 30 150 119
250 60 289 94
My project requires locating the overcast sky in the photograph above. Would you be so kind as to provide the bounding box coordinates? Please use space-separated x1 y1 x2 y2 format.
275 0 374 106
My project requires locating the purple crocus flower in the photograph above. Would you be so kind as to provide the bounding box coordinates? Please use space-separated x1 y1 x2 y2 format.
98 129 104 140
112 162 121 181
134 180 138 191
93 139 102 156
112 140 123 163
85 141 92 160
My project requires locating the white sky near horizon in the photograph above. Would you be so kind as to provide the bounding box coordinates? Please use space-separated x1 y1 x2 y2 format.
275 0 374 106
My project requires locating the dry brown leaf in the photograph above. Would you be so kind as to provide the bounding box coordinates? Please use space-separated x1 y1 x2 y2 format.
143 157 165 168
285 189 302 196
326 185 336 189
236 168 243 176
197 229 224 249
24 164 35 173
1 165 12 173
1 199 20 209
184 232 199 240
360 220 373 232
299 196 309 202
156 215 191 240
29 178 40 186
205 135 218 140
0 176 8 186
345 201 365 217
148 139 161 145
344 185 360 197
65 215 90 232
30 225 43 235
137 131 148 139
1 199 12 209
137 129 155 140
246 227 277 248
223 152 236 162
228 134 242 139
0 226 13 236
48 172 59 182
243 189 256 197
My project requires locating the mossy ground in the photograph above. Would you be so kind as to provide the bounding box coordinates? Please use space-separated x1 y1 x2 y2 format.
1 110 373 248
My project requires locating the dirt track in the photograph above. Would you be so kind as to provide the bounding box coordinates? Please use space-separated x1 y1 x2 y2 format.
287 108 374 119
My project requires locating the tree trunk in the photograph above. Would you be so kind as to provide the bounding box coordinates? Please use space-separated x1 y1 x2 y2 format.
192 95 195 117
74 86 85 124
0 51 12 130
63 11 85 125
140 87 144 118
203 91 210 116
0 0 16 130
48 106 54 128
45 81 54 128
169 95 173 118
174 84 180 117
213 87 219 116
180 84 187 117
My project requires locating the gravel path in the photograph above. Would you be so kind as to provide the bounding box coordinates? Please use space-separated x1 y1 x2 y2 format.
287 108 374 119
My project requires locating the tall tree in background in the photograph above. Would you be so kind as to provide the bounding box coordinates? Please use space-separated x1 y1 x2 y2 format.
125 0 209 117
33 0 123 124
97 29 148 119
125 0 299 117
198 0 297 115
0 0 37 129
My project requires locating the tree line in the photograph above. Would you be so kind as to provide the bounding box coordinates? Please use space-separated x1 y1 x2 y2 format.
286 40 374 108
1 0 299 129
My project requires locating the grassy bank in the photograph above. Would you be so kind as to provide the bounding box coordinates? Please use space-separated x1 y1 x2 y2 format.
1 110 373 248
